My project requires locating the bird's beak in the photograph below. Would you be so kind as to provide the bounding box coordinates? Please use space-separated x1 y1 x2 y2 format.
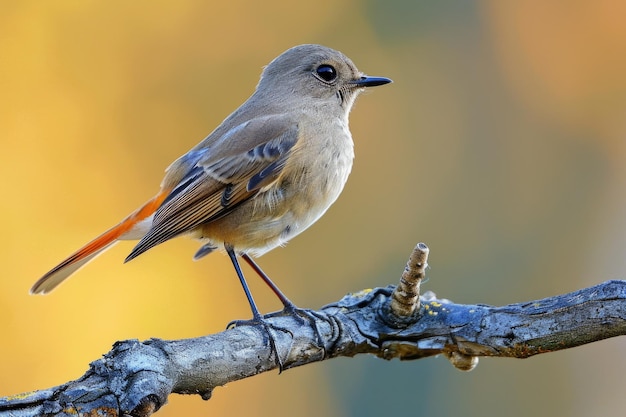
352 75 392 87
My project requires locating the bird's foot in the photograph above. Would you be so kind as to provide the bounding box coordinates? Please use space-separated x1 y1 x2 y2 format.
227 314 290 372
267 304 328 359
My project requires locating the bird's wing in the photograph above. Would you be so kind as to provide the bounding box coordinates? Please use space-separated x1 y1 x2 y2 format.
125 114 299 261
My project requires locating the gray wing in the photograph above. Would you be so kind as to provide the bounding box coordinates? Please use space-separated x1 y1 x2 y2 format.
125 115 299 262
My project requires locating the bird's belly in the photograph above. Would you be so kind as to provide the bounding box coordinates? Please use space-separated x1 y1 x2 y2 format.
196 149 353 256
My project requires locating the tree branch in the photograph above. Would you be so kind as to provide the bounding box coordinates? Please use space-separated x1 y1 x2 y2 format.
2 244 625 416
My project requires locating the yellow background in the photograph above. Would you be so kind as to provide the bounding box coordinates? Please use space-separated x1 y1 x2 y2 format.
2 1 626 416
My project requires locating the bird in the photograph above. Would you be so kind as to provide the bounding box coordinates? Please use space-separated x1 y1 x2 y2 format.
31 44 391 331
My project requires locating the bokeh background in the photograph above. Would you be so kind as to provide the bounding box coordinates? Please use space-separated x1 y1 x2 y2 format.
2 1 626 416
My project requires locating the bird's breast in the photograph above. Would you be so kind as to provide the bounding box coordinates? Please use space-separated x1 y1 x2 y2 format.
197 119 355 256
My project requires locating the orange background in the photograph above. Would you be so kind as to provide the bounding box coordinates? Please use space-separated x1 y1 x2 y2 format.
2 1 626 416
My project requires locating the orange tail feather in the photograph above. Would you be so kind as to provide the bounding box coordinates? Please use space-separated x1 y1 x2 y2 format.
31 191 169 294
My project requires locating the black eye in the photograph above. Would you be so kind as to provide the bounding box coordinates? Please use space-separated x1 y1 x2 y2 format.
316 64 337 82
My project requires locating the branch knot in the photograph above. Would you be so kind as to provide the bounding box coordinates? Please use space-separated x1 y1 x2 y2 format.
383 243 429 327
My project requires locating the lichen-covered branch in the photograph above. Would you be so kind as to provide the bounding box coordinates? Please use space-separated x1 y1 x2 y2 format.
2 245 625 417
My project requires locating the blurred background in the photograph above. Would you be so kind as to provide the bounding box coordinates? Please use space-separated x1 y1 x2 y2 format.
2 1 626 416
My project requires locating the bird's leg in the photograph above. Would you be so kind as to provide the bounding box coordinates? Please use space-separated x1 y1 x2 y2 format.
241 253 296 309
241 253 327 356
225 246 285 371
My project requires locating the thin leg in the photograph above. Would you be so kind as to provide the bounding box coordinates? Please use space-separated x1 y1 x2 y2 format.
241 253 326 358
226 246 263 320
241 253 296 309
225 245 284 370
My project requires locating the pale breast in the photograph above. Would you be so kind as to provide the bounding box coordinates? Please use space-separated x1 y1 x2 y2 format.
197 118 355 256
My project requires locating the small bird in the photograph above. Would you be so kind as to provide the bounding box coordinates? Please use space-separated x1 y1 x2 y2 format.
31 44 391 326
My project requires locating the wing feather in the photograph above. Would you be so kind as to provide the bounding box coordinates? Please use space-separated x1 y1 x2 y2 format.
125 115 299 261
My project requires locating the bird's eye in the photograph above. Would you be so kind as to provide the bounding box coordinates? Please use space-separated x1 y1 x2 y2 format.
315 64 337 82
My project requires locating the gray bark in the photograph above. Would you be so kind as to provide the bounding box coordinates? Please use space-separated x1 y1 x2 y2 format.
1 246 625 416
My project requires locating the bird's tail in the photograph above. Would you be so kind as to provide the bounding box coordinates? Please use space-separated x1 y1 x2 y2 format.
30 191 169 294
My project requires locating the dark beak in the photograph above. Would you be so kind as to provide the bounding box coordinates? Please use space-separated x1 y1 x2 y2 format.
352 75 392 87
